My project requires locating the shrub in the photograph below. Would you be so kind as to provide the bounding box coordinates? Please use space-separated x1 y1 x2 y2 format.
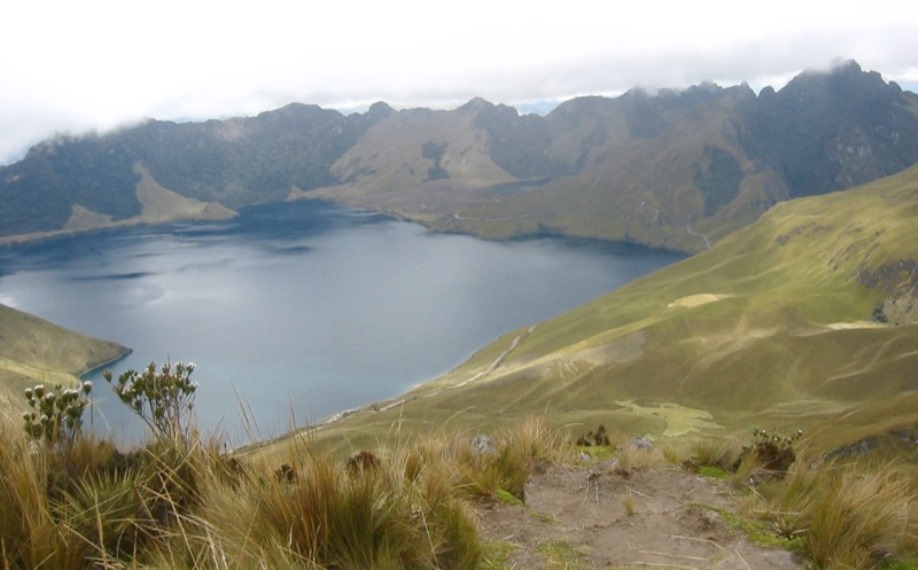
103 361 198 445
575 423 611 447
873 301 888 323
735 428 802 481
22 382 93 449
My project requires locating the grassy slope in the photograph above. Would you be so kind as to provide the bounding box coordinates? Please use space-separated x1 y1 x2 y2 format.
283 165 918 458
0 304 129 420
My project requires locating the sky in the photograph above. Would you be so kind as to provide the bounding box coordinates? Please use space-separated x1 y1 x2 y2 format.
2 0 917 165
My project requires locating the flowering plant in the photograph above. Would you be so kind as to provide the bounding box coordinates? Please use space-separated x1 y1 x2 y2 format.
103 361 198 444
22 381 93 447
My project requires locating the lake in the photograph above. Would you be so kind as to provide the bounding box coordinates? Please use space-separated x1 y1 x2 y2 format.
0 201 683 444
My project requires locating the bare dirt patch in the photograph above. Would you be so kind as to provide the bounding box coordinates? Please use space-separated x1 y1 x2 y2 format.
478 463 802 569
824 320 886 330
667 294 731 309
134 163 236 222
64 204 114 230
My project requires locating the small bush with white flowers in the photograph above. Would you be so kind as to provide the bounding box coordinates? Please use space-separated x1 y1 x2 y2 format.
22 381 93 448
736 427 803 477
103 361 198 445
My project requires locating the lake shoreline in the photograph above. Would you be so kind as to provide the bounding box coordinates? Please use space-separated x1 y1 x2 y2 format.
1 200 683 441
78 347 134 380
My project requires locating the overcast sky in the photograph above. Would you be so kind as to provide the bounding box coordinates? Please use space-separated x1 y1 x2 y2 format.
2 0 917 165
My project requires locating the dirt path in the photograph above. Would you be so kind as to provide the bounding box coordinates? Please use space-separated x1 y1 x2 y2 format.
685 225 712 250
478 463 802 569
456 325 537 387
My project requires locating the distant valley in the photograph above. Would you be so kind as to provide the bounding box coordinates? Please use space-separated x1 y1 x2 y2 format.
1 59 916 460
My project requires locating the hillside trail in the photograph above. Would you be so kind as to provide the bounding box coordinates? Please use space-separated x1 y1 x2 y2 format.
477 461 803 569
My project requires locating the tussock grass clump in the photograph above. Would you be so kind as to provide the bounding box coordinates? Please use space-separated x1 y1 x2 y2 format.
685 437 742 472
175 455 472 569
615 443 665 476
753 460 918 569
682 428 917 568
0 412 569 568
0 430 66 568
0 424 227 568
509 415 566 464
393 416 564 505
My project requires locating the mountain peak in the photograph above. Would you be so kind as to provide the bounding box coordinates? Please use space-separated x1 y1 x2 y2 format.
366 101 394 119
459 97 497 112
780 59 889 95
831 58 863 74
367 101 392 113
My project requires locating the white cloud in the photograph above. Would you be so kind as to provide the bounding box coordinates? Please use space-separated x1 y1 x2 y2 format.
2 0 917 164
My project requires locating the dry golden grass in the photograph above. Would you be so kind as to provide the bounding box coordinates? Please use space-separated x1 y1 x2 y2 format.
3 405 917 569
752 460 918 569
688 436 743 469
615 445 666 476
0 414 570 569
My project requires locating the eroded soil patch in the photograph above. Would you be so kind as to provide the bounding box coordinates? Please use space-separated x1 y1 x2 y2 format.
478 463 802 569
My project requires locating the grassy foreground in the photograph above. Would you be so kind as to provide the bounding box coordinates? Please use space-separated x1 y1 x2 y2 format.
0 409 560 569
1 405 916 569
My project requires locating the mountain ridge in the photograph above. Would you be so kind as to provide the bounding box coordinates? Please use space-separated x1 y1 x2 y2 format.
3 60 918 252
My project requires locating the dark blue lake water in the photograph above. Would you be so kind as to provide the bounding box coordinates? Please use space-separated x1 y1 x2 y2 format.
0 201 682 444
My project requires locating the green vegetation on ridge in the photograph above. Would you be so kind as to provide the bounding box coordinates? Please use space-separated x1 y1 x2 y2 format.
0 304 129 420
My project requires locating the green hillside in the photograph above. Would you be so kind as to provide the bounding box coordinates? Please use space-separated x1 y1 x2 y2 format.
289 165 918 457
0 304 129 420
